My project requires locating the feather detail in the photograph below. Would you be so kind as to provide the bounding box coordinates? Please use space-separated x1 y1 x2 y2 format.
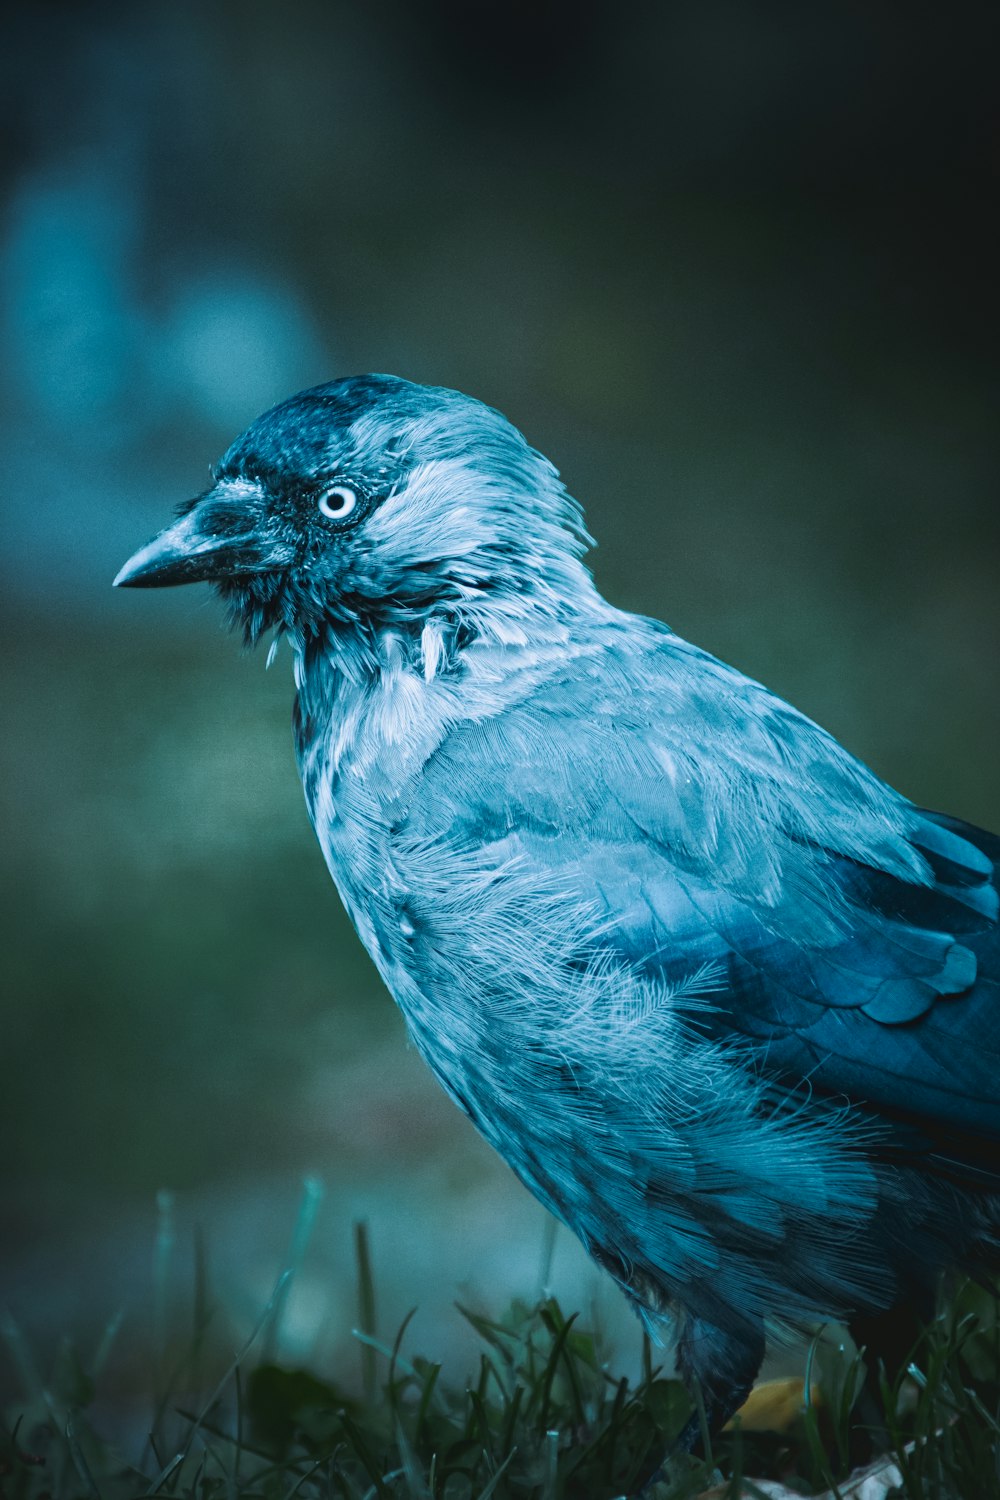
420 621 443 683
133 373 1000 1432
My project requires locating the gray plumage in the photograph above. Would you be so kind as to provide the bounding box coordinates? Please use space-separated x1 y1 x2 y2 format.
115 374 1000 1438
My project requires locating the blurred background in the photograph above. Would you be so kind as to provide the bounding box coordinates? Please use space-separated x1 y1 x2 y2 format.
2 0 998 1408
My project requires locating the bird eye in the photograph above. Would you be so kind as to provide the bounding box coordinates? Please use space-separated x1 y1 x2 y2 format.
318 484 358 521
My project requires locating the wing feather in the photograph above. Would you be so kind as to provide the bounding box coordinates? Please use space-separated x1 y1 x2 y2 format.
401 629 1000 1157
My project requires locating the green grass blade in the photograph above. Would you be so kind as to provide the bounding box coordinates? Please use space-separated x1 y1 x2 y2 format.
262 1176 325 1366
354 1221 378 1406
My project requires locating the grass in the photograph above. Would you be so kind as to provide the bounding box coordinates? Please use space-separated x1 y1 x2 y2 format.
2 1189 998 1500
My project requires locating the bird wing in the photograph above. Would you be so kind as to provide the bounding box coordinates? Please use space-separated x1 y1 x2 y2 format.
393 625 1000 1162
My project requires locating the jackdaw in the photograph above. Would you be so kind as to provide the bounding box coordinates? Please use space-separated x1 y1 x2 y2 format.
115 375 1000 1442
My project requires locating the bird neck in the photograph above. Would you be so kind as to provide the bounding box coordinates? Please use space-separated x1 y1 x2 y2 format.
292 562 608 688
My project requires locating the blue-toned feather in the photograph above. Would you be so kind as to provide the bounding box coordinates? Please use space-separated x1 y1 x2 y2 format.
134 374 1000 1409
295 565 1000 1338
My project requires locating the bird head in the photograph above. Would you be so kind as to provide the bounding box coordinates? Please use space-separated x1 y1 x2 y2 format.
114 375 594 649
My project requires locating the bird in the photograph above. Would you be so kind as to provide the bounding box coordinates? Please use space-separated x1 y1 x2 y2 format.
114 373 1000 1448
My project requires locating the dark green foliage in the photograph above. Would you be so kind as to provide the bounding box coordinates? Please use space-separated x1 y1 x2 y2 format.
2 1226 998 1499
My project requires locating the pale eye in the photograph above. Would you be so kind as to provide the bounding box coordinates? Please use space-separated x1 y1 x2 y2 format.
318 484 358 521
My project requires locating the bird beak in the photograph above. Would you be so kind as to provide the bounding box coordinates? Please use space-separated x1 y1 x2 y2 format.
113 490 295 588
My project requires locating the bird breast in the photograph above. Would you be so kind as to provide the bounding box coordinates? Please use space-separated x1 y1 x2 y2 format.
291 625 606 996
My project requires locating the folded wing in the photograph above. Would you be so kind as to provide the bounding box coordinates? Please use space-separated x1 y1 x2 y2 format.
402 627 1000 1174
